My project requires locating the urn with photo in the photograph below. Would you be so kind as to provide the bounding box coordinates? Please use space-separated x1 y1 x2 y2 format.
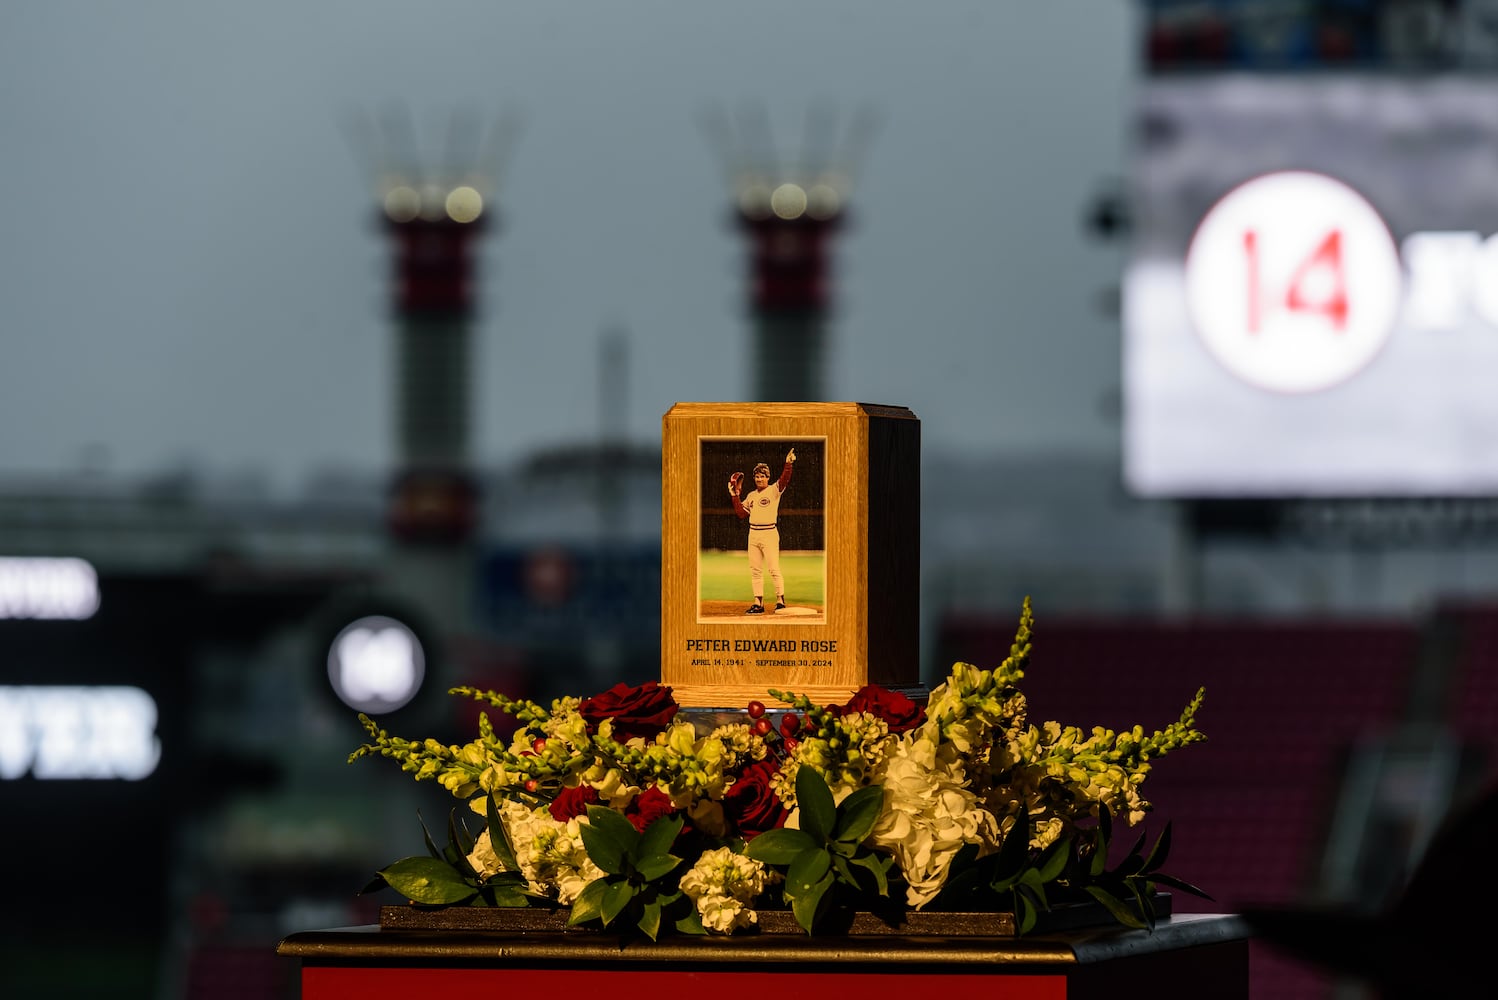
661 402 920 708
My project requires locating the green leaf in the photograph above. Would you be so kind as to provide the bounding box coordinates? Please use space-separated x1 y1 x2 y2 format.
845 851 891 898
993 811 1031 883
633 853 683 883
795 767 836 843
936 866 983 906
486 795 520 872
637 900 663 941
1021 874 1049 912
586 804 643 848
417 811 443 860
446 823 480 881
380 857 478 905
744 828 817 865
786 847 832 899
790 872 834 933
1127 879 1156 932
568 878 609 926
1148 871 1213 900
449 809 475 858
1088 829 1108 878
1034 837 1070 882
579 806 639 875
675 909 707 935
488 886 531 908
831 785 884 844
487 871 528 889
600 880 635 926
949 842 981 870
1141 822 1173 874
358 872 389 896
636 813 684 861
1084 885 1146 930
1015 890 1037 935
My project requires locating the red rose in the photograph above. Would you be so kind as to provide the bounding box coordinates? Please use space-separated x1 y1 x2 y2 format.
843 685 926 734
625 787 677 833
549 784 599 822
722 760 789 839
579 680 679 742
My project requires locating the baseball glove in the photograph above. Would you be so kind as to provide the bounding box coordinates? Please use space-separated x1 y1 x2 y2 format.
729 471 744 496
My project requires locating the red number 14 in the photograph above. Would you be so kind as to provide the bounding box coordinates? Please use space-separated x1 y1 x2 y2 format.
1243 228 1348 334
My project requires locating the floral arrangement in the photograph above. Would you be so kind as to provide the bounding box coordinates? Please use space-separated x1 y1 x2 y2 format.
350 600 1209 938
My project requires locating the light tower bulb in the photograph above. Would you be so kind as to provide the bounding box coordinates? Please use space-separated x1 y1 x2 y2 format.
384 186 421 223
771 183 807 221
806 183 841 220
737 182 773 219
418 183 447 221
445 185 484 223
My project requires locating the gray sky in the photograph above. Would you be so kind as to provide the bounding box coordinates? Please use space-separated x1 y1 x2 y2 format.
0 1 1135 489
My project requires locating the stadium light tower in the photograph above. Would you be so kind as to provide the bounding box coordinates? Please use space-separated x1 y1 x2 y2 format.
345 106 518 544
702 105 878 402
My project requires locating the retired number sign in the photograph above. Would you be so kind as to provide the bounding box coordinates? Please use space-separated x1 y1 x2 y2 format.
1185 170 1402 394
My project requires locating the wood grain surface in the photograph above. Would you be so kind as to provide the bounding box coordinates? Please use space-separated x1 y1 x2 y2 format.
661 402 919 708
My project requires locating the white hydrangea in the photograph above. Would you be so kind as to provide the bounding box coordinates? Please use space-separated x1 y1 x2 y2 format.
678 847 776 933
467 797 605 903
868 733 1000 909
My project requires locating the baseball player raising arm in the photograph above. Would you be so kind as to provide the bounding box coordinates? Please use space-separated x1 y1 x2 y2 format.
729 448 795 614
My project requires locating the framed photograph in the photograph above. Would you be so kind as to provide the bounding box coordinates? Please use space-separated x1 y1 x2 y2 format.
661 402 919 709
697 436 826 625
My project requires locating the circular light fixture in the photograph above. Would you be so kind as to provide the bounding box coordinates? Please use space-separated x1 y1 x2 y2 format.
327 615 425 713
445 185 484 223
383 186 421 223
805 183 841 221
770 183 808 221
737 182 773 219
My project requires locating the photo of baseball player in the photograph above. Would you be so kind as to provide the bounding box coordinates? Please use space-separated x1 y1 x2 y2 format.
698 437 825 623
731 448 794 614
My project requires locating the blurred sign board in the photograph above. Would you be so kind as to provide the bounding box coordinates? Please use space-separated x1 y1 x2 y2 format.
476 545 660 641
0 685 160 780
1126 76 1498 497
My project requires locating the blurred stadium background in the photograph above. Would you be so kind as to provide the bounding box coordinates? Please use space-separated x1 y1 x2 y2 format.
7 2 1498 998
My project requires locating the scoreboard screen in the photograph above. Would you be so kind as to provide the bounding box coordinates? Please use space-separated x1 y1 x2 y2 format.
1124 75 1498 497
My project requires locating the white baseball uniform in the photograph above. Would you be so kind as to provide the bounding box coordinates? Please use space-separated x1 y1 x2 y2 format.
732 460 793 603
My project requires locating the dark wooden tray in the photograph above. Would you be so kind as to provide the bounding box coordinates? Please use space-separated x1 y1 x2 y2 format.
379 893 1170 937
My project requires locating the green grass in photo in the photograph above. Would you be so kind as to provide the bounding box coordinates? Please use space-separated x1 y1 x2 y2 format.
698 550 825 604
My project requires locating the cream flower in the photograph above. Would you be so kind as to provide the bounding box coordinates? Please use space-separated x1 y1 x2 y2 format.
868 733 1000 909
465 829 506 880
468 798 605 902
679 847 776 933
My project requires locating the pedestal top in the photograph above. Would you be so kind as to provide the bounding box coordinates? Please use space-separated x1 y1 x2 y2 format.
278 912 1246 969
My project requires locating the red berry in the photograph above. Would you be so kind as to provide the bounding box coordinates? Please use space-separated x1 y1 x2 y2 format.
747 700 766 719
783 737 800 752
524 779 539 793
532 737 548 754
751 717 773 737
780 714 801 737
